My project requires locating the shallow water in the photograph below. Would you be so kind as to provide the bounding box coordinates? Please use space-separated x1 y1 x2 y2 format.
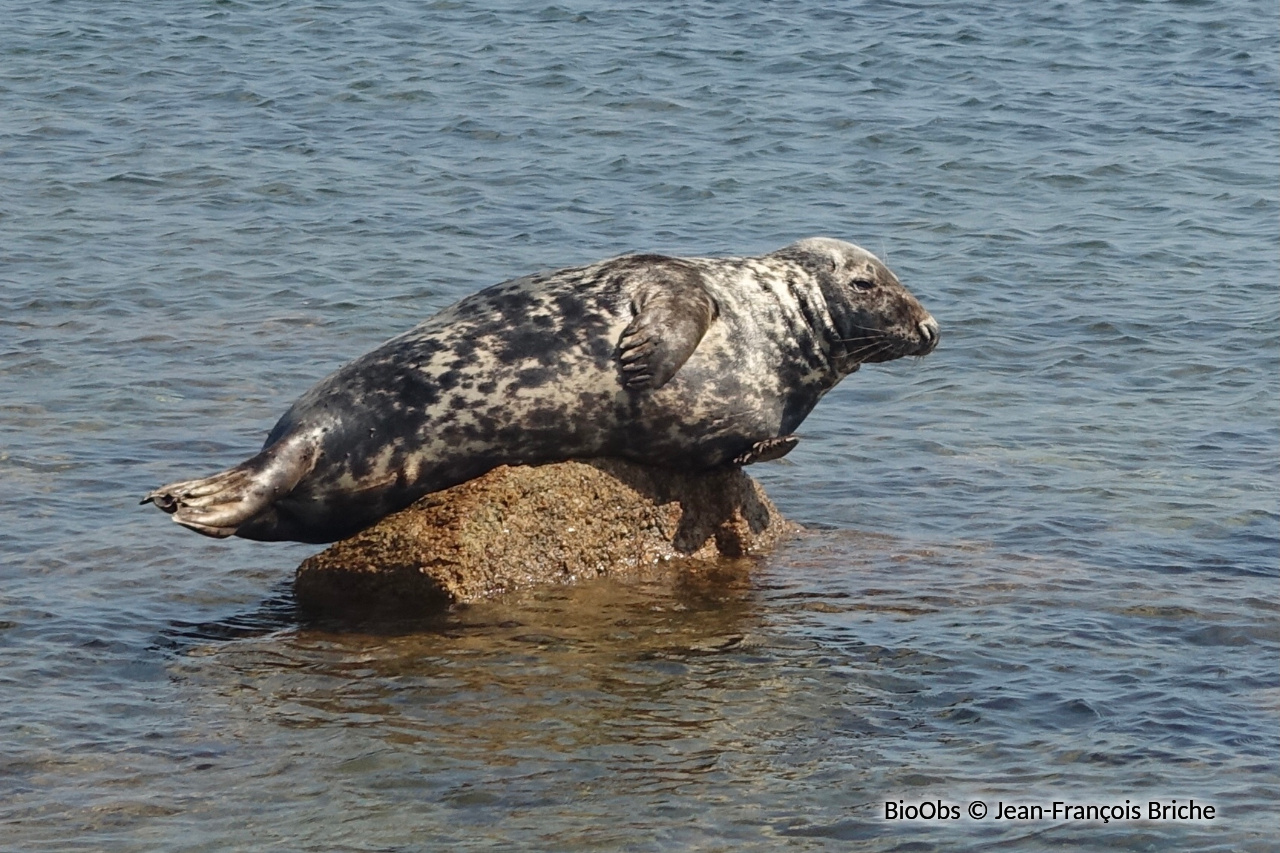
1 1 1277 850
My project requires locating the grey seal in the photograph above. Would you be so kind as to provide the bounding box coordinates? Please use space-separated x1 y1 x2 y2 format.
144 237 939 543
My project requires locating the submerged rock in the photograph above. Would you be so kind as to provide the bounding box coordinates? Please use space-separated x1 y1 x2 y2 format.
294 458 796 615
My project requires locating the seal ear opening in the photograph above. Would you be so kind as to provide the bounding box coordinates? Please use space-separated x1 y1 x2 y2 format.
142 430 321 539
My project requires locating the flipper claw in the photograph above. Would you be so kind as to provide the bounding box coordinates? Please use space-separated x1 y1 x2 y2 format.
733 435 799 466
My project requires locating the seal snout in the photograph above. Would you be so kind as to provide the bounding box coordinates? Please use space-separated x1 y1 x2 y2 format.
916 316 940 355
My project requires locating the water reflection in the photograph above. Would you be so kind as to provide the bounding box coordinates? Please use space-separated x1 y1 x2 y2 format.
173 559 777 749
8 530 1262 851
162 557 901 847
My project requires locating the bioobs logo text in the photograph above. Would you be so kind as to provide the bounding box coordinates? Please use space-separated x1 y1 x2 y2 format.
883 798 1217 823
884 800 960 820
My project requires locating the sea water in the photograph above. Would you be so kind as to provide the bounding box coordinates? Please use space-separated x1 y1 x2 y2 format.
1 2 1276 850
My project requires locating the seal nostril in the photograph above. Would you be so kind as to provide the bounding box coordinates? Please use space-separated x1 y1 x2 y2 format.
918 318 940 352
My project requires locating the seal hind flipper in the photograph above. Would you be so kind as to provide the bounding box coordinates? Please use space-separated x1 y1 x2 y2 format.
142 430 321 539
733 435 799 466
617 266 718 390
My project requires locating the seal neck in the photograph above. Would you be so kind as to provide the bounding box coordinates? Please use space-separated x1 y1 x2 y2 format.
785 265 858 377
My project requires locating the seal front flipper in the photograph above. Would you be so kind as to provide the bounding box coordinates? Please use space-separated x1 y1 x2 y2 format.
142 428 321 538
617 265 718 390
733 435 799 466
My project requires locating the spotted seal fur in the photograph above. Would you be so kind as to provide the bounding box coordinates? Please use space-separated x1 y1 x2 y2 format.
143 238 939 543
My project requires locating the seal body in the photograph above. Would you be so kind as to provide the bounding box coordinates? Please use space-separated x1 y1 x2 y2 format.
145 238 939 543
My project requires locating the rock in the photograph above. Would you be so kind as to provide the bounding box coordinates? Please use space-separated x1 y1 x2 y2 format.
294 458 796 616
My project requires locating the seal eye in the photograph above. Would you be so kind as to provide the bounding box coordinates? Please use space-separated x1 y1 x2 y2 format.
849 278 876 292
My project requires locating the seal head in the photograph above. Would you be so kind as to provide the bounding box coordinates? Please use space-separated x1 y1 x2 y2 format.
772 237 940 370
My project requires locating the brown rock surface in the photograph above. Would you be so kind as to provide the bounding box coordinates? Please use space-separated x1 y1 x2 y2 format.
295 458 796 615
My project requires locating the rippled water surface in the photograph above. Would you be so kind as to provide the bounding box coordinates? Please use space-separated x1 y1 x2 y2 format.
2 1 1276 850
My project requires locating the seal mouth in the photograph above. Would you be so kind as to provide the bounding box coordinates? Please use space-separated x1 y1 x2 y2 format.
839 315 940 366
